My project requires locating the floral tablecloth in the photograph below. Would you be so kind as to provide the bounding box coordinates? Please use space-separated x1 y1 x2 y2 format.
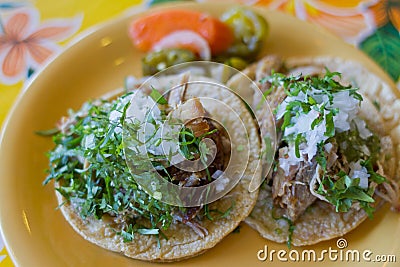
0 0 399 266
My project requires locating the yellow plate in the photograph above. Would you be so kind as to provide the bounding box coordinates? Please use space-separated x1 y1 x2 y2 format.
0 2 399 266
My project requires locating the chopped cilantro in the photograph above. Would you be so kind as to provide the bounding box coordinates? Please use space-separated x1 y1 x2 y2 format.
317 172 376 217
43 89 233 244
373 100 381 111
203 201 234 221
361 159 386 184
44 92 175 240
178 127 218 182
336 130 380 163
35 128 60 136
271 209 295 249
150 87 168 105
267 70 362 145
265 69 387 218
324 109 337 137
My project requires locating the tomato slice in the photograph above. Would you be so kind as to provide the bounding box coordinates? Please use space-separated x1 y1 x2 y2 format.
129 9 234 55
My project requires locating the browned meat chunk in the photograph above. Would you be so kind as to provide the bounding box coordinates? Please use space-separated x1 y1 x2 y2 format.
272 159 318 221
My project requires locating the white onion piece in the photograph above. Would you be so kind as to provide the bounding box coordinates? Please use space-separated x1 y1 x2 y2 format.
152 30 211 60
349 160 370 189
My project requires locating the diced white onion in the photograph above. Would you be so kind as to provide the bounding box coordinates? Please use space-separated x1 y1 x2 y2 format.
324 143 333 153
215 175 229 192
349 160 370 189
278 84 370 175
284 109 320 136
329 91 359 132
278 146 302 176
212 170 224 179
353 117 373 139
127 90 180 157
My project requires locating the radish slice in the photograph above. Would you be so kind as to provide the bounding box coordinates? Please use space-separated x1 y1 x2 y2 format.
151 30 211 60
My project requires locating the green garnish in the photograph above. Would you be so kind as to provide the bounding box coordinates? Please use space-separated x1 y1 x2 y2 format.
203 201 235 221
265 69 387 218
316 143 327 170
373 100 381 111
44 93 175 240
150 87 168 105
268 69 362 154
178 127 218 182
324 109 337 137
316 130 386 218
35 128 60 136
271 209 295 249
236 144 244 152
317 172 374 213
43 88 233 243
361 159 387 184
336 130 380 163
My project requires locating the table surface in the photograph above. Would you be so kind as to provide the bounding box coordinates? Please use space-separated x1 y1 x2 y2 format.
0 0 399 266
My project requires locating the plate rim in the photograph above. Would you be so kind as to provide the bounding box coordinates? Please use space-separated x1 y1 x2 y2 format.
0 2 399 266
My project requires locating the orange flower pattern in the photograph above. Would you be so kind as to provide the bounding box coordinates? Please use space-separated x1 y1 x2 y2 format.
249 0 378 45
366 0 400 30
0 7 82 85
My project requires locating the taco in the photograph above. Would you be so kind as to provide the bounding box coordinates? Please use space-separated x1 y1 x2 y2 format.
228 55 400 246
45 72 261 261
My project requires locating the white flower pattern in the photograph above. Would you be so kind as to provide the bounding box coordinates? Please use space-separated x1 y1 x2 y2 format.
0 7 82 85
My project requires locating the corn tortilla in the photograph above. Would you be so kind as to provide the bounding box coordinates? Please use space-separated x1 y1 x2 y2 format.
54 74 262 261
241 56 399 246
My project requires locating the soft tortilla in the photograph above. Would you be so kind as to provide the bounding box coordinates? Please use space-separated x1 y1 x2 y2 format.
239 56 400 246
54 74 262 261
